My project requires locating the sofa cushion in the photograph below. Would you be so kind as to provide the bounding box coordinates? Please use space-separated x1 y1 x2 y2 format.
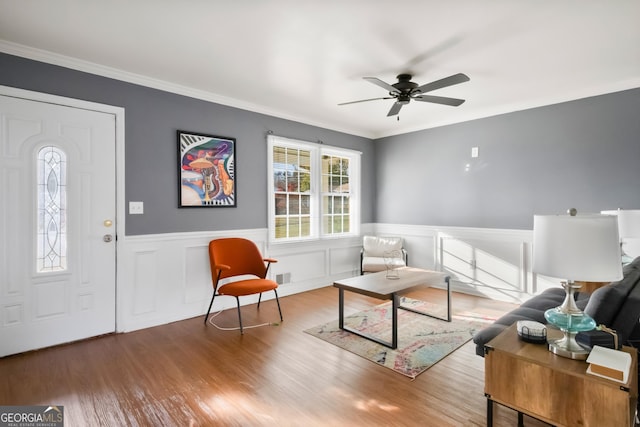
609 257 640 343
584 284 627 326
520 287 566 309
361 256 405 272
362 235 403 257
585 256 640 327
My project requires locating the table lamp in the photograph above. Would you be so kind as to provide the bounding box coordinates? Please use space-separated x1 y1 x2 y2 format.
533 209 623 360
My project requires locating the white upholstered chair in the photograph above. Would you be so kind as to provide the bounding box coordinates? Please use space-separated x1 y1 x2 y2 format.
360 235 408 275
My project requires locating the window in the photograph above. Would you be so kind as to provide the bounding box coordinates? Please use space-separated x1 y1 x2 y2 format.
36 146 68 272
268 135 360 243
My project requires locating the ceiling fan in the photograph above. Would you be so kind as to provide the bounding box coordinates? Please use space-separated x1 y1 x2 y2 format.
339 73 470 117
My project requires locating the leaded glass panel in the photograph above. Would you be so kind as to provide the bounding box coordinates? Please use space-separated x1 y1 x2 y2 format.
37 146 67 272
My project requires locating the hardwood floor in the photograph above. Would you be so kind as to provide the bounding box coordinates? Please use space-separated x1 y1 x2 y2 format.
0 286 550 426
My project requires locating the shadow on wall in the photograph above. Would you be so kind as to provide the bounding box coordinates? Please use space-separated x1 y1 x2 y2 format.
439 233 556 304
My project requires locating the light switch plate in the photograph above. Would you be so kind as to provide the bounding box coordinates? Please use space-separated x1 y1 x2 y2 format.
471 146 479 158
129 201 144 215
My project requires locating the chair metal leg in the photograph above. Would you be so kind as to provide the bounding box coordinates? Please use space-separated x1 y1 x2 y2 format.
274 289 283 322
204 293 217 324
234 296 244 334
257 292 263 308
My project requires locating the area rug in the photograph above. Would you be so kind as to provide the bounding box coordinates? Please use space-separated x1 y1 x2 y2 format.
304 298 495 379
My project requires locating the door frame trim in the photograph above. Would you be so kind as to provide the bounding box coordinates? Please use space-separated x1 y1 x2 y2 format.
0 85 125 331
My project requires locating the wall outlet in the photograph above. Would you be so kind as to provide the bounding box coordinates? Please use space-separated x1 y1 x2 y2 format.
471 147 479 158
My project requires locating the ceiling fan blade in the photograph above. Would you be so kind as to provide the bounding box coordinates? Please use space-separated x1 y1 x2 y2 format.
416 73 470 94
387 102 404 117
338 96 393 106
414 95 466 107
363 77 401 94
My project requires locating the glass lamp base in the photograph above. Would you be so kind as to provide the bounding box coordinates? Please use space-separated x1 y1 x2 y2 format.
544 281 596 360
547 331 590 360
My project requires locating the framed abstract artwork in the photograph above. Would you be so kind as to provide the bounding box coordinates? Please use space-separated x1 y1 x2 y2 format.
178 130 236 207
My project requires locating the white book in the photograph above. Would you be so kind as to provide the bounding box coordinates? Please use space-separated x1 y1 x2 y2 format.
586 345 632 383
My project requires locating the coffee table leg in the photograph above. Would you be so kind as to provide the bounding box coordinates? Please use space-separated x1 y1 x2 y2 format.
338 288 345 329
397 275 452 322
445 276 451 322
337 288 398 349
392 293 399 349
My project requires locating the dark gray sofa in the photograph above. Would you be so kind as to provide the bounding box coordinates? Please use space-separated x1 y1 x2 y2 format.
473 256 640 357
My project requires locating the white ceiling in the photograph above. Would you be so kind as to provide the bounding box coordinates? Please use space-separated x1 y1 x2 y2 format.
1 0 639 139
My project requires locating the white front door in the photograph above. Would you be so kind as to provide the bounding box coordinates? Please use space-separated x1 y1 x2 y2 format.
0 93 117 357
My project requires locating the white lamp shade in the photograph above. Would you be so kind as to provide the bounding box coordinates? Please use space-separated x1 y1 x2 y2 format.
533 214 623 282
617 209 640 239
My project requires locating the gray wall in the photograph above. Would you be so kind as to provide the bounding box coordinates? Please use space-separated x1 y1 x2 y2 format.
0 53 375 235
3 52 639 234
374 88 640 230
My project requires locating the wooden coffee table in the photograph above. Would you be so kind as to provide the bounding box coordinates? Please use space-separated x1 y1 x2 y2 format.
333 267 451 349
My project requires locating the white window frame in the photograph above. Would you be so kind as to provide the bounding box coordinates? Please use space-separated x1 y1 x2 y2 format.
267 135 361 244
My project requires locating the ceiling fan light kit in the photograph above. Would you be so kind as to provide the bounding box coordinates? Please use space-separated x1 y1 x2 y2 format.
339 72 470 117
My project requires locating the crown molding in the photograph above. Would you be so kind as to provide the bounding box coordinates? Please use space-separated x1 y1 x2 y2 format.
3 40 639 141
0 40 374 139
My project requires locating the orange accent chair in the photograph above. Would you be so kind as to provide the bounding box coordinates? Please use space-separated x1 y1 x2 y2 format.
204 238 283 333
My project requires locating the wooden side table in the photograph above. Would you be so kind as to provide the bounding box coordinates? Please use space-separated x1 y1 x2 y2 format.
575 281 609 294
484 324 638 427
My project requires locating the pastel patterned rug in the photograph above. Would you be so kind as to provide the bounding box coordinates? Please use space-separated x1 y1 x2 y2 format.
304 297 495 379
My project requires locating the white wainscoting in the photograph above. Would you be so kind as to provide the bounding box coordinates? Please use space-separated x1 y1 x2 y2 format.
116 223 554 333
372 224 556 303
116 228 366 333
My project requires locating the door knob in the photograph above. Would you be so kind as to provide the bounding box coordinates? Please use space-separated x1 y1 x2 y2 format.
103 234 113 243
104 219 113 227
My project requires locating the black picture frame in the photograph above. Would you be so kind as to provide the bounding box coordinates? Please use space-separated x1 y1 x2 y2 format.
178 130 236 207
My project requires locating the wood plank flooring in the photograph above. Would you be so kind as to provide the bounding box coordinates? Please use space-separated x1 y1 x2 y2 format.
0 286 550 426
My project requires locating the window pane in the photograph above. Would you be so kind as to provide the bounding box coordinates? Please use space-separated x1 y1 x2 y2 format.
333 216 343 233
286 149 299 169
275 217 287 239
274 173 286 192
275 194 287 215
334 196 342 214
331 175 341 192
289 217 300 238
323 195 332 214
288 195 300 214
301 195 310 215
297 150 311 193
301 216 311 236
340 176 349 193
273 146 286 164
37 146 67 272
323 215 331 234
288 176 299 192
299 171 311 192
